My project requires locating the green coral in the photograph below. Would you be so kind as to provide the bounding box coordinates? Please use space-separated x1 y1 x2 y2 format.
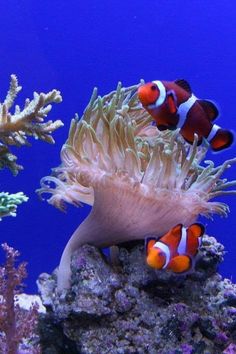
0 192 28 219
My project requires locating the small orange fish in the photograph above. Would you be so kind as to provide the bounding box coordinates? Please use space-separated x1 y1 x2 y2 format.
138 79 233 151
146 223 205 273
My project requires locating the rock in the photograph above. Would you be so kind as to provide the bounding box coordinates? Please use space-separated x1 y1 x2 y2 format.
15 293 46 314
38 235 236 354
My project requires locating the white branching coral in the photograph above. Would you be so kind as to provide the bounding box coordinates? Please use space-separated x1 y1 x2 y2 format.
0 74 63 174
38 83 236 290
0 74 63 220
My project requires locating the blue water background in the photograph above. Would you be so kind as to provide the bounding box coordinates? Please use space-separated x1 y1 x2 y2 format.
0 1 235 293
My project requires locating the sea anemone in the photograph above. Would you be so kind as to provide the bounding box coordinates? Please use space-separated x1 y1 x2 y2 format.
38 82 236 290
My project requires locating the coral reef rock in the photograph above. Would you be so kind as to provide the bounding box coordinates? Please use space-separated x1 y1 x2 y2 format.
38 236 236 354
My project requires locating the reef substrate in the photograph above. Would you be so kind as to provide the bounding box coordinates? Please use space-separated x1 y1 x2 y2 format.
38 235 236 354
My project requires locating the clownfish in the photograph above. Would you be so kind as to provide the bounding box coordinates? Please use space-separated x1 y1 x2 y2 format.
146 223 205 273
137 79 234 151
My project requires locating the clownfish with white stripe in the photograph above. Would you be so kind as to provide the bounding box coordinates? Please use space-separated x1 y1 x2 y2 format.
146 223 205 273
137 79 234 151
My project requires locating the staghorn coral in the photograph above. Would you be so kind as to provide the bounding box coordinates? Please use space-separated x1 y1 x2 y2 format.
38 82 236 290
0 74 62 220
0 74 63 175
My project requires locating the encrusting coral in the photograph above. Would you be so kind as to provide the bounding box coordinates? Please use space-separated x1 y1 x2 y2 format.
38 82 236 290
0 74 63 219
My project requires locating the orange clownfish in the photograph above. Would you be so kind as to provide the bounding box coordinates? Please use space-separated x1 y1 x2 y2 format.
146 223 205 273
138 79 234 151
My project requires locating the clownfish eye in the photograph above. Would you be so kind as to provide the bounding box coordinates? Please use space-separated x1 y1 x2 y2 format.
150 85 157 91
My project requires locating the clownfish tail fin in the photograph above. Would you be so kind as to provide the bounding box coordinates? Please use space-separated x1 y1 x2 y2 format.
210 129 234 151
198 99 219 121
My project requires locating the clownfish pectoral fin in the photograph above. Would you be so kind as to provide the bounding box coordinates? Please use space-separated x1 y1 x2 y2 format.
198 100 219 121
187 223 205 239
167 91 177 114
174 79 192 93
210 129 234 151
145 237 158 255
167 255 192 273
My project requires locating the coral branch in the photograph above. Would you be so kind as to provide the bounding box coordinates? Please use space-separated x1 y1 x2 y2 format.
0 144 23 175
0 74 63 219
0 75 63 172
0 192 28 220
0 243 40 353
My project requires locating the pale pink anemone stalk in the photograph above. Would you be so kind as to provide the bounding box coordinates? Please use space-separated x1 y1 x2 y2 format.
38 82 236 290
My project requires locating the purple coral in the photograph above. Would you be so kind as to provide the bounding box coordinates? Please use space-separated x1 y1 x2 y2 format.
0 243 40 354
